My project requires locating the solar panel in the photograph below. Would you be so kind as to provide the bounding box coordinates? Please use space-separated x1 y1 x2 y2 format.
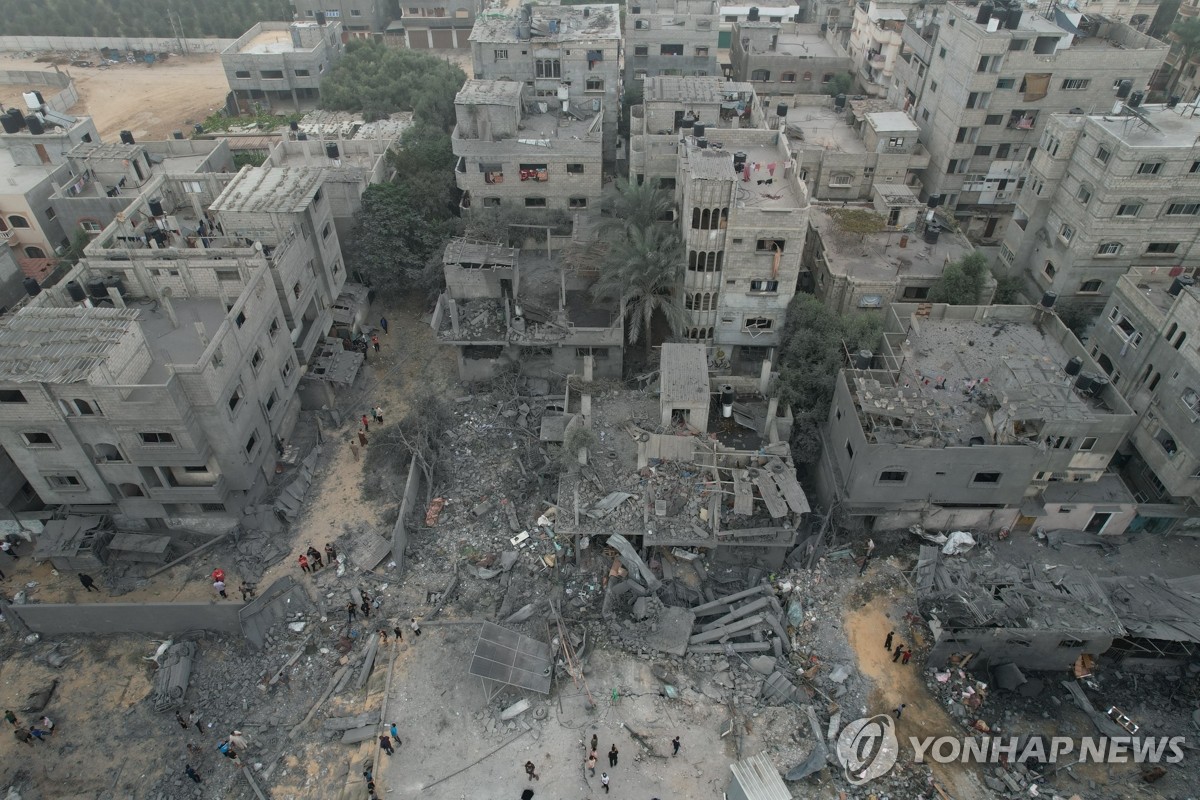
469 622 553 695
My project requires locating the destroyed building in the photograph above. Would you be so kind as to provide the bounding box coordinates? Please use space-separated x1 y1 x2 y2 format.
816 302 1137 534
1101 574 1200 671
451 80 603 215
916 546 1126 672
468 4 622 162
0 166 350 530
434 238 623 381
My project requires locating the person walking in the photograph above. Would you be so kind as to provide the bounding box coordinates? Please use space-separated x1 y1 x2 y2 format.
586 752 597 776
884 630 894 651
389 722 400 743
379 734 395 756
600 772 610 793
39 716 53 735
347 602 357 623
362 765 373 784
5 710 19 728
358 429 368 448
379 629 389 645
411 617 422 636
188 709 202 735
371 335 380 353
590 733 598 753
14 728 33 746
307 546 323 571
298 554 310 574
379 316 388 334
176 711 190 731
360 600 371 619
239 581 255 601
213 579 227 599
185 764 202 784
892 643 905 663
28 726 47 741
325 543 337 565
78 573 98 592
361 414 370 433
672 736 681 756
609 744 618 767
525 760 539 781
893 704 906 719
902 648 913 665
375 405 384 424
393 625 404 642
1 539 19 560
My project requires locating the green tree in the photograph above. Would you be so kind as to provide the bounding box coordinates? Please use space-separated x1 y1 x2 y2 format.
1168 18 1200 98
1056 300 1097 339
320 42 466 129
825 72 855 98
591 225 688 357
928 251 989 305
777 295 881 463
991 274 1026 304
827 208 887 241
600 177 676 235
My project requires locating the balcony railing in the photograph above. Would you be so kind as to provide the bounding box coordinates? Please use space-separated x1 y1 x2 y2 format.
0 229 11 244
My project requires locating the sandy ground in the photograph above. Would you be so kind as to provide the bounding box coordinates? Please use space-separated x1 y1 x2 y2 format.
0 52 229 141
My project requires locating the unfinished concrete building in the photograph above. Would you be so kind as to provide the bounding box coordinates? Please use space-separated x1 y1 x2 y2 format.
290 0 394 37
221 21 345 113
803 192 989 314
451 80 603 215
434 238 623 381
469 4 622 161
816 303 1137 533
624 0 720 85
890 1 1167 240
728 21 852 107
917 547 1125 672
845 1 907 98
998 106 1200 309
1089 269 1200 532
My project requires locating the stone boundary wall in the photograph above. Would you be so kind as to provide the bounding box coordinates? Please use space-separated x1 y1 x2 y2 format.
0 36 236 54
11 602 243 636
0 69 78 112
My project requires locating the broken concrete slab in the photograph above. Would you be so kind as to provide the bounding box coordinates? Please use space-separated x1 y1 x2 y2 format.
749 655 776 675
828 665 851 684
607 533 661 592
500 699 531 721
504 603 537 624
585 492 635 520
641 606 696 657
321 712 377 732
341 726 379 744
760 671 798 704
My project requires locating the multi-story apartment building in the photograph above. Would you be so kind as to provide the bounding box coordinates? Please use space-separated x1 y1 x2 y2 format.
221 20 345 113
451 80 603 215
1000 105 1200 309
846 0 907 97
290 0 395 37
469 4 622 161
717 5 802 49
435 238 624 380
1091 269 1200 530
729 21 852 105
394 0 478 49
891 1 1166 239
816 302 1137 533
1161 0 1200 103
625 0 720 86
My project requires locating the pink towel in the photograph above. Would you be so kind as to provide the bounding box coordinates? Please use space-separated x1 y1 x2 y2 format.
768 162 777 176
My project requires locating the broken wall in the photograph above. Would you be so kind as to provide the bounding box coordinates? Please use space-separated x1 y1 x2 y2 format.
10 602 244 636
927 624 1114 673
390 457 422 574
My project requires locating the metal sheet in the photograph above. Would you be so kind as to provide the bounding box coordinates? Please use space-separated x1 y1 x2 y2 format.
468 621 553 695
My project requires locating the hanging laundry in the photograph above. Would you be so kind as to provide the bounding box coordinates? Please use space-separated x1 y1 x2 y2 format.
743 163 751 182
767 162 777 176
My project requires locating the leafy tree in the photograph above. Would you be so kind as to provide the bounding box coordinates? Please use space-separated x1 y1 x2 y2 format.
591 225 688 357
777 295 881 463
600 177 676 235
233 152 267 169
825 72 855 98
991 274 1026 304
827 208 886 241
1168 18 1200 99
1056 300 1097 339
928 251 989 305
362 388 455 504
320 42 465 129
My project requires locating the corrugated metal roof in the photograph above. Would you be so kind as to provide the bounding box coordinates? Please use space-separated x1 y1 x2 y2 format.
729 752 790 800
660 343 709 405
210 166 325 214
0 306 139 385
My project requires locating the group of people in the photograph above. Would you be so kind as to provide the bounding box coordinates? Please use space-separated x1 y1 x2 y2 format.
299 543 338 574
174 706 252 784
884 630 914 665
6 710 53 746
521 734 680 795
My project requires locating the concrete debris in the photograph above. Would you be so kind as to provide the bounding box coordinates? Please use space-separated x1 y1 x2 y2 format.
21 680 57 713
321 712 377 732
500 699 531 720
749 655 776 675
586 491 636 519
827 665 850 684
606 533 661 592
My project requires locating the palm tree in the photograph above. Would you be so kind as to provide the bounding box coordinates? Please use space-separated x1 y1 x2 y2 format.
592 225 689 358
1168 17 1200 99
600 177 676 236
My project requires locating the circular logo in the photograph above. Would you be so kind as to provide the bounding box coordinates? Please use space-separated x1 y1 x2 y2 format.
835 714 899 785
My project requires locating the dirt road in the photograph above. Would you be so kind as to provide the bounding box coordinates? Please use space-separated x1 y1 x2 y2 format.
0 52 229 141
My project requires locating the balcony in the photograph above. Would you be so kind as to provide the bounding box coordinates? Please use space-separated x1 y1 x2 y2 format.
151 474 228 503
0 229 11 244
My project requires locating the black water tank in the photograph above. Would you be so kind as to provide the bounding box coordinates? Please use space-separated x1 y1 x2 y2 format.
976 2 994 23
65 280 86 302
104 275 127 297
1004 5 1022 28
1091 375 1110 396
0 115 18 135
1065 356 1083 376
733 151 747 171
696 137 709 149
923 224 941 244
24 115 43 135
1168 95 1182 109
834 93 847 111
172 130 184 140
927 194 941 208
1128 90 1145 108
1075 372 1096 393
325 142 340 160
854 349 872 369
289 120 300 131
120 129 135 145
1041 290 1057 309
194 123 204 134
693 123 706 139
969 436 987 446
1116 79 1133 99
86 279 108 298
22 277 40 297
748 6 759 20
297 132 308 141
148 198 164 217
776 103 788 118
1169 275 1195 296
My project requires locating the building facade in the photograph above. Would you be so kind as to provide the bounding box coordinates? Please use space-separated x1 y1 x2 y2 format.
891 2 1166 239
816 302 1137 532
451 80 604 214
999 106 1200 309
222 21 345 112
846 1 907 98
290 0 396 37
729 21 852 105
625 0 720 86
469 4 622 160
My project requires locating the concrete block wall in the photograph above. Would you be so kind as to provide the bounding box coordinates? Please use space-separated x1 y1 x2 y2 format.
0 36 238 54
10 602 245 636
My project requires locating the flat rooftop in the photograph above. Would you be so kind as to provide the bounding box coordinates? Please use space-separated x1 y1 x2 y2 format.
643 76 756 104
811 203 970 281
866 111 919 134
470 4 621 43
0 149 58 194
139 297 227 382
210 166 324 214
269 140 389 173
661 343 710 405
682 135 804 210
1120 267 1199 315
785 106 865 154
236 25 319 54
519 105 601 139
1086 105 1200 149
457 79 524 106
738 22 837 57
